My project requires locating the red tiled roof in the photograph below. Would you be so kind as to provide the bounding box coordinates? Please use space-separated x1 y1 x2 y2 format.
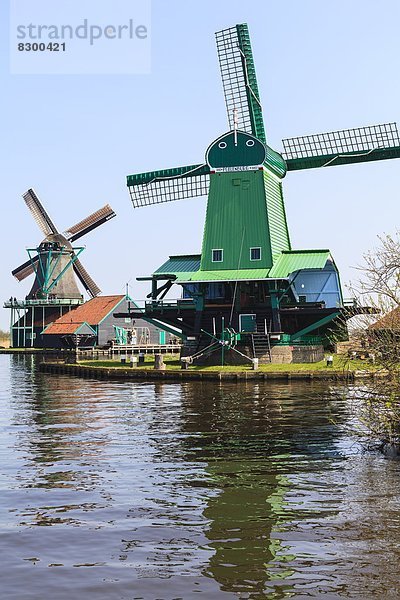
45 322 88 334
43 295 125 335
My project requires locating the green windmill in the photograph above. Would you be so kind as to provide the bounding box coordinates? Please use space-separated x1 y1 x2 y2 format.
123 24 400 364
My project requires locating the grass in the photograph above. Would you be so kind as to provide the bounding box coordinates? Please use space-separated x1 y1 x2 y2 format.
78 354 374 373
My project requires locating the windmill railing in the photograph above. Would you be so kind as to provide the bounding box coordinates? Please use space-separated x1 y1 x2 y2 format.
4 298 84 309
145 298 196 311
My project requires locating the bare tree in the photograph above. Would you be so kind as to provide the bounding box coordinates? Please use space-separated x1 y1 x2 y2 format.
344 231 400 455
351 230 400 308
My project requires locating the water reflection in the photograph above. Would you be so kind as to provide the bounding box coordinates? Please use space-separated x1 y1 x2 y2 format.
174 383 348 598
2 356 400 599
9 356 111 493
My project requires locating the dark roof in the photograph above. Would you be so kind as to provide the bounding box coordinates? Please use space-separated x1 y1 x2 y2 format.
154 255 201 275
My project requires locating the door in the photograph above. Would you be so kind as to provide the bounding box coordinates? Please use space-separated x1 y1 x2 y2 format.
239 314 257 333
159 330 166 345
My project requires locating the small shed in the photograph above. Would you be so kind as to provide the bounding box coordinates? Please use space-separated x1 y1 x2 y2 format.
42 295 172 348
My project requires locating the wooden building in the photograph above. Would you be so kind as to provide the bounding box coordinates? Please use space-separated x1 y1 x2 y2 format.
42 295 172 348
118 24 400 364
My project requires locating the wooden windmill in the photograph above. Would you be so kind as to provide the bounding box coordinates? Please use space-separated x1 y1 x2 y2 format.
120 24 400 363
7 189 116 347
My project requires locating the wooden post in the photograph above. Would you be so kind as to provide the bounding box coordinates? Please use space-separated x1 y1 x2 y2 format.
154 354 166 370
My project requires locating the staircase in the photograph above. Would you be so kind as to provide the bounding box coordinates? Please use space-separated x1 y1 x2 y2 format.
251 317 272 362
182 314 273 363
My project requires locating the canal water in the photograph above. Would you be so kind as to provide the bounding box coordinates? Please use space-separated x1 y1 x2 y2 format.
1 355 400 599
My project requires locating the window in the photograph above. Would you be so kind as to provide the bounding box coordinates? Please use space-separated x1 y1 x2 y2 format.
250 247 261 261
212 249 223 262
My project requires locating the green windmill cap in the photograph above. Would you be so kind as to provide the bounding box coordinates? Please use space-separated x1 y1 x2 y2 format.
206 130 265 169
206 130 287 178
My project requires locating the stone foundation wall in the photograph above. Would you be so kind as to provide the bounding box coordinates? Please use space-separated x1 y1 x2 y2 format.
183 345 254 367
292 345 325 363
181 341 325 365
267 345 324 364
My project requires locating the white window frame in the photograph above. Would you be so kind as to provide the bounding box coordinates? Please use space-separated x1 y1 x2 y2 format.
250 247 261 261
212 249 223 263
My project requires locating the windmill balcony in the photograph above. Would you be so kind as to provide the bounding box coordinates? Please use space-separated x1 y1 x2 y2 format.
145 298 196 313
4 298 84 309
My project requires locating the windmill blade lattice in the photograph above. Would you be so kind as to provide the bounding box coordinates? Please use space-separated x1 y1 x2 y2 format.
12 255 40 282
13 189 115 300
73 257 101 298
64 204 116 242
283 122 400 170
215 24 266 143
23 189 58 237
128 164 210 208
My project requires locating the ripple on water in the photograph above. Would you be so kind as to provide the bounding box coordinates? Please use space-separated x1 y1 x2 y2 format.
1 355 400 599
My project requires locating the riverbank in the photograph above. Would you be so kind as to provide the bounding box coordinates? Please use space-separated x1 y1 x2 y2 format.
0 348 60 354
39 360 378 382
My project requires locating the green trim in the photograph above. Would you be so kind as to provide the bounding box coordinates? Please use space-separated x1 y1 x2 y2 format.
263 170 291 257
154 255 201 275
269 250 331 279
291 312 340 341
42 321 96 336
264 147 287 179
27 245 85 296
206 131 266 169
75 322 97 335
127 164 210 187
286 146 400 171
99 294 138 325
179 268 271 283
46 247 84 294
236 23 266 144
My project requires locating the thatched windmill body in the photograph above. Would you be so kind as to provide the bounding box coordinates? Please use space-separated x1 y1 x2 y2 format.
6 189 116 347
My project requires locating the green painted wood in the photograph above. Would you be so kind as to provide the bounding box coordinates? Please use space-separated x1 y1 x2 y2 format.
290 311 340 341
263 171 291 260
127 164 210 186
239 314 257 332
184 268 270 282
264 146 287 179
154 255 201 275
200 169 275 271
206 131 266 169
236 24 266 144
286 146 400 171
269 250 331 278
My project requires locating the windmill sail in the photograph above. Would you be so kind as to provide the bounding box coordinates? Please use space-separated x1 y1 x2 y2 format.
215 24 266 143
283 122 400 171
64 204 116 242
127 164 210 208
23 189 58 236
73 257 101 297
12 255 40 281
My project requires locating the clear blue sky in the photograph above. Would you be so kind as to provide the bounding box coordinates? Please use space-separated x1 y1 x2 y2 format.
1 0 400 330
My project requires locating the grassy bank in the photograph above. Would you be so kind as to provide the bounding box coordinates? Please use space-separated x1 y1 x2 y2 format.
78 354 372 373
